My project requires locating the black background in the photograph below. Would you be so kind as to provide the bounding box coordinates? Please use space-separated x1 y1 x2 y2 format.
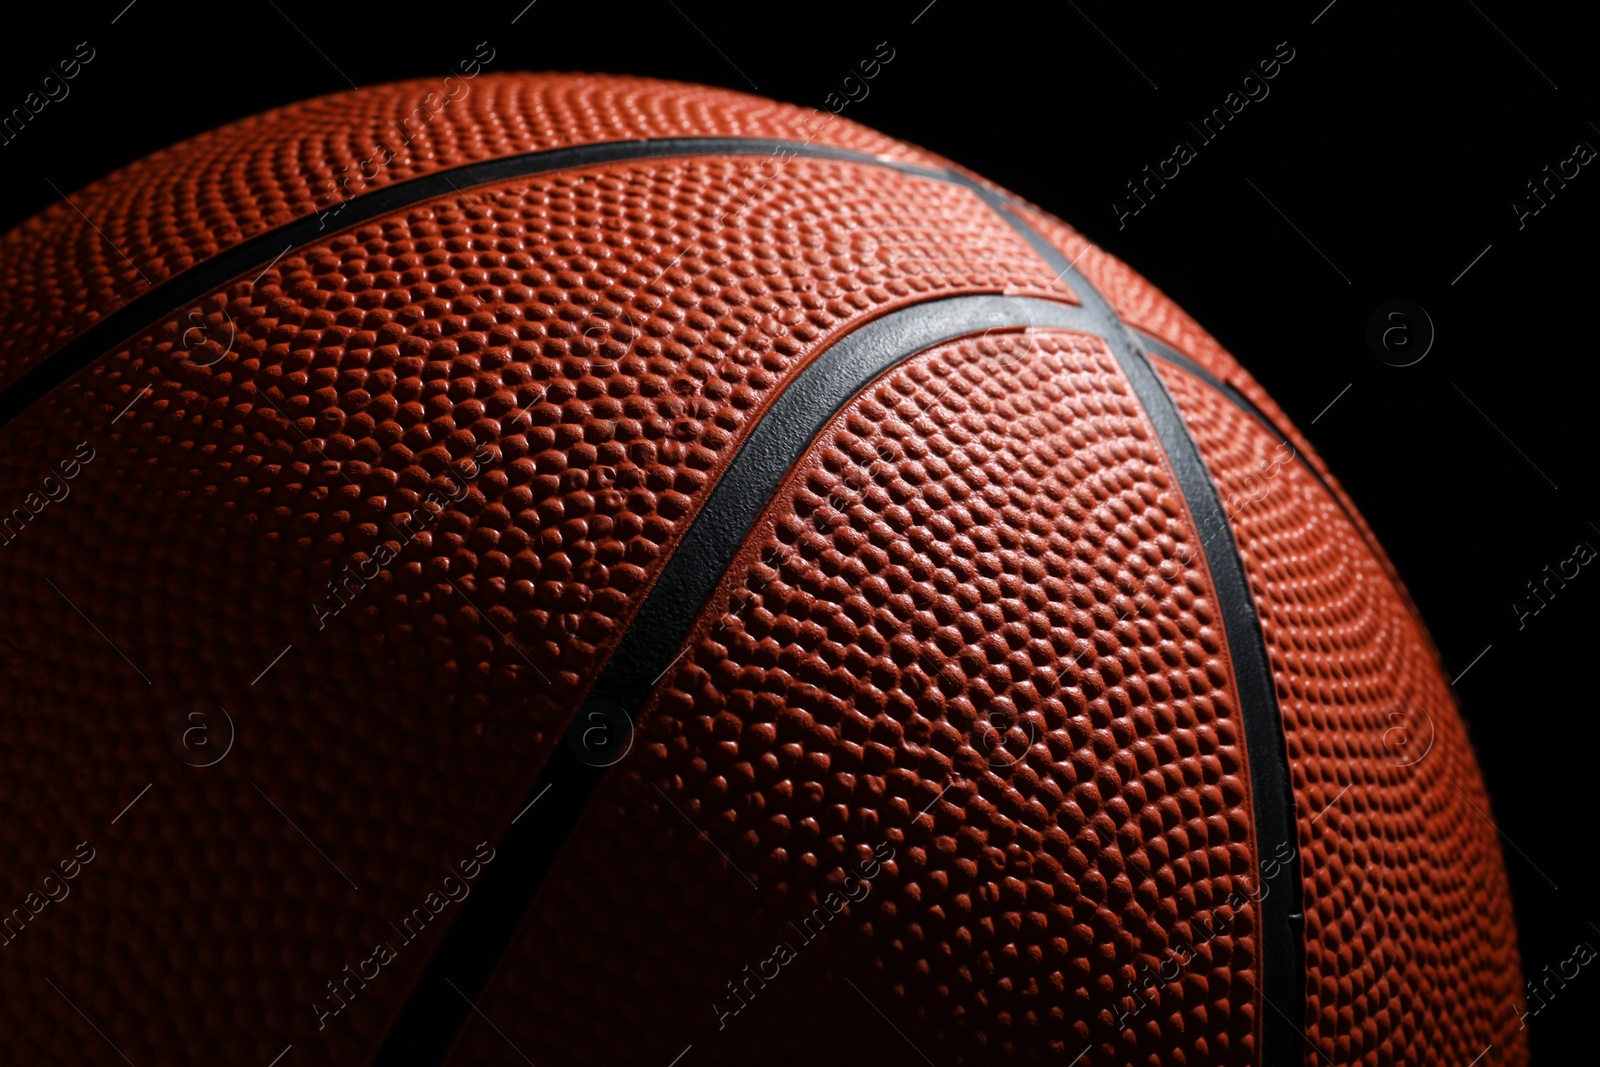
1 0 1591 1059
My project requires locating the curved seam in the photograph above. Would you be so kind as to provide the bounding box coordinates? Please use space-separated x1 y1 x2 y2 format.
1135 331 1448 682
373 293 1095 1066
974 197 1308 1067
0 137 1012 433
10 122 1308 1061
1134 330 1367 535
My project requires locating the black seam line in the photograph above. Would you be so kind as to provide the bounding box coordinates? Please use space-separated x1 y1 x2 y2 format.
0 137 1001 433
1133 328 1449 684
373 293 1096 1067
1131 328 1295 448
1131 326 1369 539
971 193 1307 1067
20 124 1300 1055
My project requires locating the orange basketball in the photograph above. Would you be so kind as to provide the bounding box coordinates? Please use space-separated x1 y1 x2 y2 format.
0 73 1523 1066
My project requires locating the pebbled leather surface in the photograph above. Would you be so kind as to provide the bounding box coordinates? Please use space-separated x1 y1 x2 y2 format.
0 73 956 392
592 295 1090 713
0 71 1523 1067
1006 205 1413 603
1154 360 1526 1067
371 296 1100 1064
447 329 1263 1066
1016 203 1521 1064
0 153 1069 1063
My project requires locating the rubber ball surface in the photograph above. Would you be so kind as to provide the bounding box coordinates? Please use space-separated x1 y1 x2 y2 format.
0 72 1524 1067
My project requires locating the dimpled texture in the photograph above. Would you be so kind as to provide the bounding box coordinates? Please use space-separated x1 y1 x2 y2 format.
0 153 1067 1064
0 71 1525 1067
1028 180 1523 1059
1154 360 1526 1067
1012 206 1399 582
449 330 1263 1067
1007 205 1409 590
0 72 956 391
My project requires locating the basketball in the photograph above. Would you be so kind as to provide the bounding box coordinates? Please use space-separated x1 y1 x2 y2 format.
0 73 1524 1065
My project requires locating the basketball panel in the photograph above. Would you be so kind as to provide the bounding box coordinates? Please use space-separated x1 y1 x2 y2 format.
1152 360 1526 1066
0 156 1074 1064
0 72 960 391
448 327 1265 1067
